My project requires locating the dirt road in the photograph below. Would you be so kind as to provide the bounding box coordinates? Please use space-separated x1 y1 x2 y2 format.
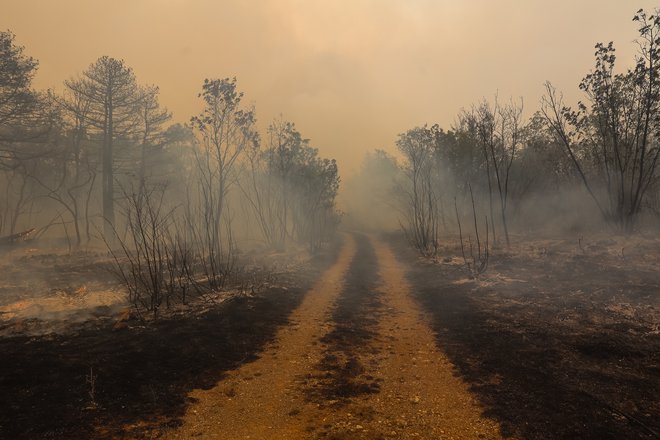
163 234 502 439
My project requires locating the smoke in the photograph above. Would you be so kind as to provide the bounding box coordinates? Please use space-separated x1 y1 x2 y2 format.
4 0 657 178
340 150 402 232
0 248 125 336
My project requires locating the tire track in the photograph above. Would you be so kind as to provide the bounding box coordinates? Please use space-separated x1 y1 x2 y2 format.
162 234 504 439
305 236 504 439
162 234 356 439
305 233 383 407
366 236 503 439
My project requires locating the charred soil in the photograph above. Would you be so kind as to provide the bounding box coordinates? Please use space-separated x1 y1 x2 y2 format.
306 233 384 406
393 234 660 439
0 245 339 439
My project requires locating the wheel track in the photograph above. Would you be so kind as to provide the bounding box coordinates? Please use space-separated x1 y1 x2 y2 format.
162 234 505 439
162 233 357 439
304 233 383 408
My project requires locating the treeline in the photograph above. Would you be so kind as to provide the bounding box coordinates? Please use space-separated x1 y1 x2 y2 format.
0 32 340 316
349 8 660 256
0 34 340 252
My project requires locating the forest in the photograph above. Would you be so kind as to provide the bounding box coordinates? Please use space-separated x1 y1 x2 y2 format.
0 5 658 440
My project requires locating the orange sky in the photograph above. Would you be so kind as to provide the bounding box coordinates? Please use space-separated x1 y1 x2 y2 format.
3 1 658 175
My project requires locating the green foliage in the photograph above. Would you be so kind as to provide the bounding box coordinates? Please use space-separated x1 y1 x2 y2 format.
543 8 660 231
244 118 340 252
0 30 38 128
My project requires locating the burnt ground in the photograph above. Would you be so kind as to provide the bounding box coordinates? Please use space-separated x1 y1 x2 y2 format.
306 233 383 407
158 232 502 439
1 232 658 439
392 234 660 440
0 247 339 439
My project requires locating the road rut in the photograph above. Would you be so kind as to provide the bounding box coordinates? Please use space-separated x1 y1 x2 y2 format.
163 234 503 439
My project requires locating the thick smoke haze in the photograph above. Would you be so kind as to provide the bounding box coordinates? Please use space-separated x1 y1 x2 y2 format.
3 0 658 178
2 4 660 439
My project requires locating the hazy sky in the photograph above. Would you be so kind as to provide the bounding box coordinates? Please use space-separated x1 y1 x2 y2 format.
3 1 658 174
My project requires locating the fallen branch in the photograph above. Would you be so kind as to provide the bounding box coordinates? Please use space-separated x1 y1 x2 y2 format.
0 228 36 246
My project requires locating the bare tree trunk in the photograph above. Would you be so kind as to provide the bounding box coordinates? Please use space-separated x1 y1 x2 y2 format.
103 98 115 242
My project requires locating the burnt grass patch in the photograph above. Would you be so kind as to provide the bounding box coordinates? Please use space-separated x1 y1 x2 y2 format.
0 248 339 439
392 235 660 440
306 234 383 407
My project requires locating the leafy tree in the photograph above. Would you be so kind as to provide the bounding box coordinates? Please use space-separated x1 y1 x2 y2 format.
542 8 660 232
291 152 340 252
65 56 142 239
342 149 401 232
0 31 57 234
397 125 440 256
137 85 171 186
242 117 340 251
0 30 38 139
190 78 258 287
